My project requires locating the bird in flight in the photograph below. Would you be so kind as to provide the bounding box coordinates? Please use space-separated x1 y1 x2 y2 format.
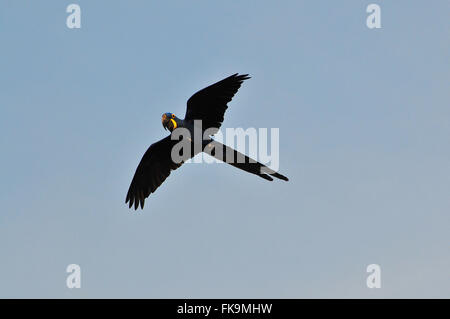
126 73 289 209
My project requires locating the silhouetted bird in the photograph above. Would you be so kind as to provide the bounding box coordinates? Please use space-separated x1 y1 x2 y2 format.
126 74 288 209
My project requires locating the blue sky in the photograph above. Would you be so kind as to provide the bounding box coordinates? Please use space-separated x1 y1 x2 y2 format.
0 1 449 298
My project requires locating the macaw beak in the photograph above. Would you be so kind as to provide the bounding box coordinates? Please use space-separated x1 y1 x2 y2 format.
161 114 169 130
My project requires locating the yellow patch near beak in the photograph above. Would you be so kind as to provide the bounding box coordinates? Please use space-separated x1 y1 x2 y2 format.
170 118 177 129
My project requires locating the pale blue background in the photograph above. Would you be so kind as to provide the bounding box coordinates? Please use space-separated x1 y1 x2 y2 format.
0 1 449 298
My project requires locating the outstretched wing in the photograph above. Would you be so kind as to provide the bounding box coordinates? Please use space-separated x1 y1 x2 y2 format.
185 73 250 130
126 135 183 210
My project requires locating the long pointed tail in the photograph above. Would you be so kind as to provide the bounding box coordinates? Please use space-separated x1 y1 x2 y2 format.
203 140 289 181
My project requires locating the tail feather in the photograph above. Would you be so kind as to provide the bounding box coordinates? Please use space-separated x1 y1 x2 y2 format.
203 140 289 181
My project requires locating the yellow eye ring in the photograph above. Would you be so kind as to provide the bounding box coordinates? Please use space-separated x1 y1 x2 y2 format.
172 114 175 118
